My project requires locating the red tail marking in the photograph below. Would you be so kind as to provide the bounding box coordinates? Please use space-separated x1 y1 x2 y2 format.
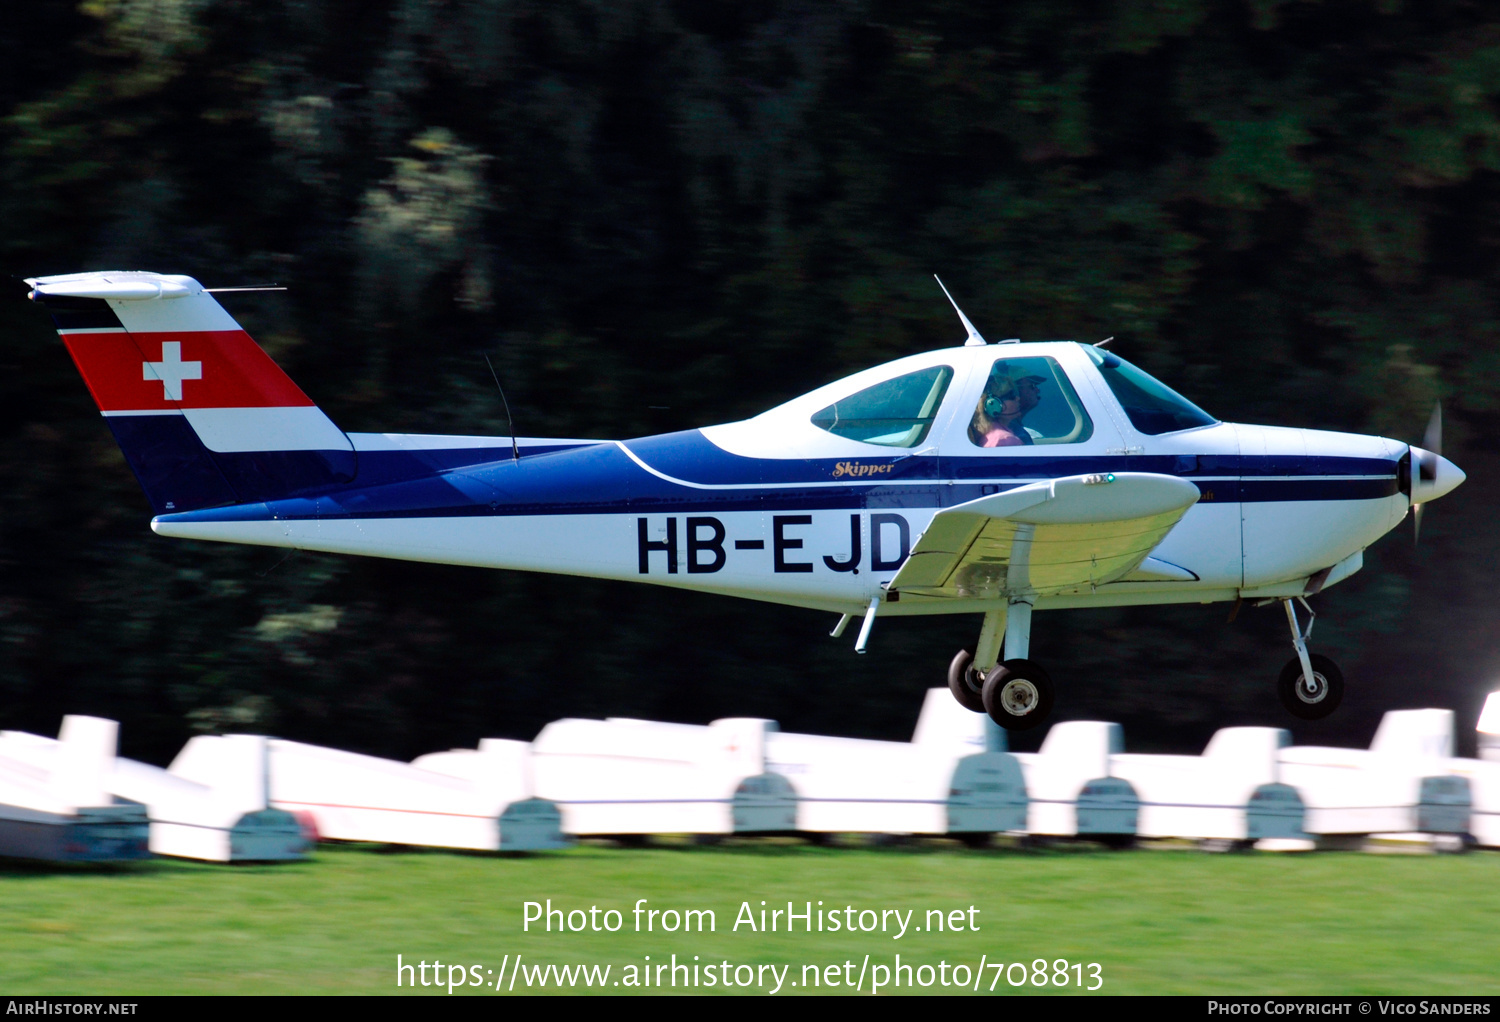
61 330 315 411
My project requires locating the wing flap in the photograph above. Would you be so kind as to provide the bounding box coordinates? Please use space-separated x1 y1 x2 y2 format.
890 472 1200 599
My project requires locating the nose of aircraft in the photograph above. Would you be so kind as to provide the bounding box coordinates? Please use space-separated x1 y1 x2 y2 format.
1410 447 1465 504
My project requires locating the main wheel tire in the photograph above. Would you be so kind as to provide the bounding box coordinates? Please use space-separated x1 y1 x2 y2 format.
947 649 987 713
1277 653 1344 720
981 658 1055 731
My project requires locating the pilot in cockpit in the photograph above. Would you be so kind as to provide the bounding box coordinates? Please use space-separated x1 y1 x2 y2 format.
969 363 1045 447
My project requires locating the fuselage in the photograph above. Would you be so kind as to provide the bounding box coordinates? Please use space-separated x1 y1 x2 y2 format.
153 342 1443 617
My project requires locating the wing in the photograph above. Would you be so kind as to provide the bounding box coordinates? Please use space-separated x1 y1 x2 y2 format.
889 472 1201 599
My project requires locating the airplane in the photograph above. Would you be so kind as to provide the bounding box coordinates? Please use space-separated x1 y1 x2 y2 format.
26 270 1466 731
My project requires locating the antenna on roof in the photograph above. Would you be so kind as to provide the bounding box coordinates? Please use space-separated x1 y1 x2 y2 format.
933 275 988 346
1094 336 1115 348
484 354 521 465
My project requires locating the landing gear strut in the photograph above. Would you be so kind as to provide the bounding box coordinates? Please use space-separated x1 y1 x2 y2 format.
947 607 1003 713
1276 597 1344 720
949 600 1056 731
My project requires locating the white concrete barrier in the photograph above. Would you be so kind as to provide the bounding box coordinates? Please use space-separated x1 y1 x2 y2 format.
1278 709 1472 841
0 720 150 862
529 717 795 836
1014 721 1138 840
1 718 305 862
766 690 1027 837
1111 727 1307 843
267 738 567 852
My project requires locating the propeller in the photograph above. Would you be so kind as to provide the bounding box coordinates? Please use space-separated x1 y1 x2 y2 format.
1413 402 1441 545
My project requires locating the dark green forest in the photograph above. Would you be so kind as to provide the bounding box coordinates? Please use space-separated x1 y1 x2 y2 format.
2 0 1498 764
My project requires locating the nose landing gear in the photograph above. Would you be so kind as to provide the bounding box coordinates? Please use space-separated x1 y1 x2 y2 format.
1276 597 1344 720
1278 653 1344 719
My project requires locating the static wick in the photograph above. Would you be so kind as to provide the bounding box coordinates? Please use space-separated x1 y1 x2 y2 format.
484 354 521 465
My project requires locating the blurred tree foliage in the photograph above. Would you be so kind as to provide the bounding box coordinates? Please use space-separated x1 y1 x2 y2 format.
2 0 1498 762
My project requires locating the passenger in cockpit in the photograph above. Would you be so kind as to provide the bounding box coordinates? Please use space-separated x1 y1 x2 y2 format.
970 364 1044 447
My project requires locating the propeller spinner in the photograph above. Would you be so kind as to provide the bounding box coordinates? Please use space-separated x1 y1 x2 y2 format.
1410 402 1465 544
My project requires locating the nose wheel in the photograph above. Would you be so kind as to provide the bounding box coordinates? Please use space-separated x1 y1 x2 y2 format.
1275 597 1344 720
1278 653 1344 719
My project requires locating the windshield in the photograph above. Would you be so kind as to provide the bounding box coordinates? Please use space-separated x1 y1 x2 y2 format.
810 365 954 448
1085 346 1216 435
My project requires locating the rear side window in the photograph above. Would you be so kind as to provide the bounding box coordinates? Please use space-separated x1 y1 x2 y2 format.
810 365 954 448
1085 346 1216 435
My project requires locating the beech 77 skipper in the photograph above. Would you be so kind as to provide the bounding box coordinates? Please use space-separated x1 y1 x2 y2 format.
28 270 1465 730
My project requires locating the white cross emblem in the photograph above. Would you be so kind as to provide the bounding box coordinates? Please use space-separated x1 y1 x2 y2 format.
143 341 203 401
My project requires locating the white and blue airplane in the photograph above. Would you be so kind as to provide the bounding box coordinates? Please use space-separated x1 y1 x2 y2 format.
28 270 1465 730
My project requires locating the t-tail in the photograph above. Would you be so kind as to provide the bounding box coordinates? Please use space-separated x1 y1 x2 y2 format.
28 271 356 514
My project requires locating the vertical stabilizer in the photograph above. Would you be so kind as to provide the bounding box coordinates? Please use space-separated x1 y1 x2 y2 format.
912 688 996 753
28 271 355 513
1478 692 1500 762
56 715 118 810
1370 709 1454 760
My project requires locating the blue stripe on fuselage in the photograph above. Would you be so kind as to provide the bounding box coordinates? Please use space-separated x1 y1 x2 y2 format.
157 429 1400 527
629 429 1395 484
346 442 598 487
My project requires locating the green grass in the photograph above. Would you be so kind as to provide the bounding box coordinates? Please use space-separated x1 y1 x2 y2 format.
1 841 1496 995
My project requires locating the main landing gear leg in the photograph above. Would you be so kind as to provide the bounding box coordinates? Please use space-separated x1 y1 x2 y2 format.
981 599 1054 731
1276 597 1344 720
948 608 1005 715
1002 600 1032 660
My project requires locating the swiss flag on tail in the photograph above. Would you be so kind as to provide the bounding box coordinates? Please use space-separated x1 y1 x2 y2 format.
63 330 315 413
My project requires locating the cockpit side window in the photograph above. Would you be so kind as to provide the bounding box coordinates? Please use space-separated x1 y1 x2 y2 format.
1084 346 1217 435
810 365 954 448
969 356 1093 448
